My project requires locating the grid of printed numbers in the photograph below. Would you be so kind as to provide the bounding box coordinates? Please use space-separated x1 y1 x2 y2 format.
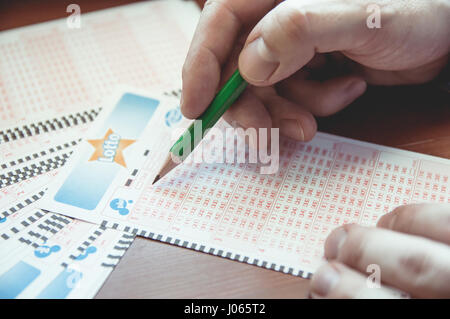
130 133 450 270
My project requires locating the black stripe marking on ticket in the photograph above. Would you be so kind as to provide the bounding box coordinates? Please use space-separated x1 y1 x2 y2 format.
0 139 80 171
0 108 100 144
100 232 136 268
1 89 180 145
68 226 106 260
0 153 72 189
163 88 182 99
99 219 313 279
1 190 46 219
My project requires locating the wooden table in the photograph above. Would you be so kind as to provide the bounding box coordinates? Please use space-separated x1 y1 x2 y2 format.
2 0 449 299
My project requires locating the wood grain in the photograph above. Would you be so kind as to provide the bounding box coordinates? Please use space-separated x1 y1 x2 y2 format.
96 237 310 299
2 0 448 299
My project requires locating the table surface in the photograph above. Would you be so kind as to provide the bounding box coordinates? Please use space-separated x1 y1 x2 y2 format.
2 0 449 299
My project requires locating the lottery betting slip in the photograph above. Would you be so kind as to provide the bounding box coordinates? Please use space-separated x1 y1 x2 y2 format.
42 89 450 279
0 0 199 128
0 0 200 299
0 201 134 299
0 159 135 299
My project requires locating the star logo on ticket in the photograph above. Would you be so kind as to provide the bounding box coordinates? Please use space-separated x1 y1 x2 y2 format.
87 128 135 168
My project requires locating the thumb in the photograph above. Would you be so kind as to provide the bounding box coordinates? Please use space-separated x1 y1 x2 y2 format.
238 0 375 86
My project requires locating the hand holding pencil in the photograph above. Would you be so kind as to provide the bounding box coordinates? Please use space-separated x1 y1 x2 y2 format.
180 0 448 144
153 69 248 183
168 0 450 299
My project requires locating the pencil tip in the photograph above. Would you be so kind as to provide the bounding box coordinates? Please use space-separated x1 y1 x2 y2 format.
153 153 180 185
152 175 160 185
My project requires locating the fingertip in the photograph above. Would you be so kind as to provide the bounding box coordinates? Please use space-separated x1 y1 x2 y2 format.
377 205 405 228
278 119 304 141
266 97 317 142
316 77 366 117
179 92 198 119
298 111 317 142
324 226 347 260
377 212 392 228
180 97 199 119
278 112 317 142
310 262 341 298
346 78 367 102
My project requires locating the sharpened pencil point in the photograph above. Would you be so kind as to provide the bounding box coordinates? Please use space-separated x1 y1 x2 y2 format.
152 174 161 185
153 153 180 185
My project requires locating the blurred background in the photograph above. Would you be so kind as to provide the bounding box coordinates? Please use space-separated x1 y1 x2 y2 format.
0 0 205 31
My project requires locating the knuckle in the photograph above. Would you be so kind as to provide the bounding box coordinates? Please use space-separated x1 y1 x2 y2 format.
203 0 241 25
401 249 450 297
399 251 432 278
259 4 310 57
390 204 423 232
276 4 310 43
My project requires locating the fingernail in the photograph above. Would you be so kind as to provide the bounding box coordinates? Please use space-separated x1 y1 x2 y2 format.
311 263 340 298
325 227 347 260
279 119 305 141
179 92 184 107
388 213 397 229
239 37 279 83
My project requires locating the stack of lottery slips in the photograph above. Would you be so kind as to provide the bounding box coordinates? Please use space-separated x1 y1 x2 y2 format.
0 0 200 299
0 105 135 298
0 88 183 298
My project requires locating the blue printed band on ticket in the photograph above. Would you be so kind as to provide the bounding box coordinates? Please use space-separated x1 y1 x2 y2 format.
37 268 82 299
0 261 41 299
54 93 159 210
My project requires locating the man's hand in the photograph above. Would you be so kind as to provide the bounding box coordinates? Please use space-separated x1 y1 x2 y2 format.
181 0 449 141
310 203 450 298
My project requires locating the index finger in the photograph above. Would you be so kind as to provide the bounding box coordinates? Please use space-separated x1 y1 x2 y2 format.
181 0 275 119
377 204 450 245
325 224 450 298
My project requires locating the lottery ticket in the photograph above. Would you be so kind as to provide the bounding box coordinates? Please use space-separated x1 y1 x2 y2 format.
0 167 135 299
0 149 72 189
42 89 450 278
0 90 181 190
0 170 57 213
0 202 46 242
0 204 134 299
0 0 199 127
0 108 99 169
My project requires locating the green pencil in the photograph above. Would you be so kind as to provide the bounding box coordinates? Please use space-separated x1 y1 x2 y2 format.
152 69 248 184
